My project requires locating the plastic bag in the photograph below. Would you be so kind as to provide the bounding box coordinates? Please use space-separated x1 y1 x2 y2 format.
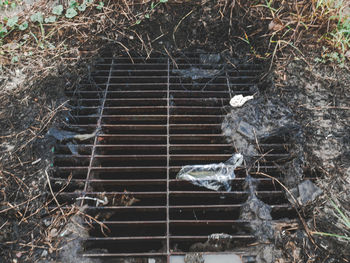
48 127 96 142
176 153 243 191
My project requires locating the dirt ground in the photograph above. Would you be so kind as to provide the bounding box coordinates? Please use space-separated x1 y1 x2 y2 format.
0 1 349 262
273 57 350 262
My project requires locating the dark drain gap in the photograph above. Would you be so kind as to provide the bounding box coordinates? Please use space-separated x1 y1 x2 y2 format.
50 53 299 261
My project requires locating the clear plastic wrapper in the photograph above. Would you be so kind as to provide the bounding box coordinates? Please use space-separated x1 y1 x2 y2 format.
176 153 243 191
48 127 96 142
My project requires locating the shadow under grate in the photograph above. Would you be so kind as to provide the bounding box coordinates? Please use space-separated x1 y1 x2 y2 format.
50 53 298 262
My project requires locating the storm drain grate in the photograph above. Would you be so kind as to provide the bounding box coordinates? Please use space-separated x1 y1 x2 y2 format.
51 54 297 261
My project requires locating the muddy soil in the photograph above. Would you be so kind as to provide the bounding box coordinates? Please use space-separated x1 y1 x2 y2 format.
0 64 91 262
273 58 350 262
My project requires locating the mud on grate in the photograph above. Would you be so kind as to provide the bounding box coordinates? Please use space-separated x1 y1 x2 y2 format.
51 53 298 262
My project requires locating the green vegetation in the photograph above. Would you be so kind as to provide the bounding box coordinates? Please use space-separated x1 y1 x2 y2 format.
312 199 350 242
136 0 168 25
0 0 107 63
0 0 171 65
0 0 108 64
0 0 21 9
0 0 101 45
315 0 350 63
0 0 349 67
252 0 350 65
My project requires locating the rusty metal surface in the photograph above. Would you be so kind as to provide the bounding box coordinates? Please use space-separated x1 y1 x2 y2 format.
51 54 297 262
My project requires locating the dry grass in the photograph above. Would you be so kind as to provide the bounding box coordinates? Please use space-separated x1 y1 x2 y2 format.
1 0 348 76
235 0 350 69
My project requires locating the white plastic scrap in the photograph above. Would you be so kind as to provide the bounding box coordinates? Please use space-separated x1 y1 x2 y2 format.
76 196 108 207
229 94 254 108
176 153 243 191
209 233 233 240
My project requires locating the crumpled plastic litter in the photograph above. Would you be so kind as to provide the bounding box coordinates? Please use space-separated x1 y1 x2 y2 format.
229 94 254 108
67 142 79 155
48 127 96 142
222 98 298 158
176 153 243 191
287 180 323 206
172 67 220 80
199 53 221 64
209 233 233 240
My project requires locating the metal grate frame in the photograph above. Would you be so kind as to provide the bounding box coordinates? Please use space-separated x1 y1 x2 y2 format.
51 54 297 262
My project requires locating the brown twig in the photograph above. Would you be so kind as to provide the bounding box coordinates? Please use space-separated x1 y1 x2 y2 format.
45 169 66 221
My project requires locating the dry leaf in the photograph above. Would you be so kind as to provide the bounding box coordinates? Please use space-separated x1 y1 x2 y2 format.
50 228 58 237
345 50 350 59
268 19 284 31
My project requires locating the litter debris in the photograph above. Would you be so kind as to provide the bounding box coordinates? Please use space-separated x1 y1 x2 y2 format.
48 127 96 142
67 142 79 155
236 120 257 141
172 67 220 80
76 196 108 207
199 53 221 64
288 180 323 205
255 245 284 263
229 94 254 108
175 253 243 263
240 175 274 241
189 232 236 252
298 180 323 205
73 132 97 141
176 153 243 191
208 233 233 240
183 253 204 263
222 98 299 158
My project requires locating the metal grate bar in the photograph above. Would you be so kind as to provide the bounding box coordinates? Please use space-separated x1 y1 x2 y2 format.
80 59 114 206
166 57 171 257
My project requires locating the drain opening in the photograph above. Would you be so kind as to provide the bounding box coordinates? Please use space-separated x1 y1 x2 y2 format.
51 53 299 261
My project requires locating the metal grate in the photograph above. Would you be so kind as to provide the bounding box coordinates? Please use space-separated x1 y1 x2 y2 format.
52 54 297 262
